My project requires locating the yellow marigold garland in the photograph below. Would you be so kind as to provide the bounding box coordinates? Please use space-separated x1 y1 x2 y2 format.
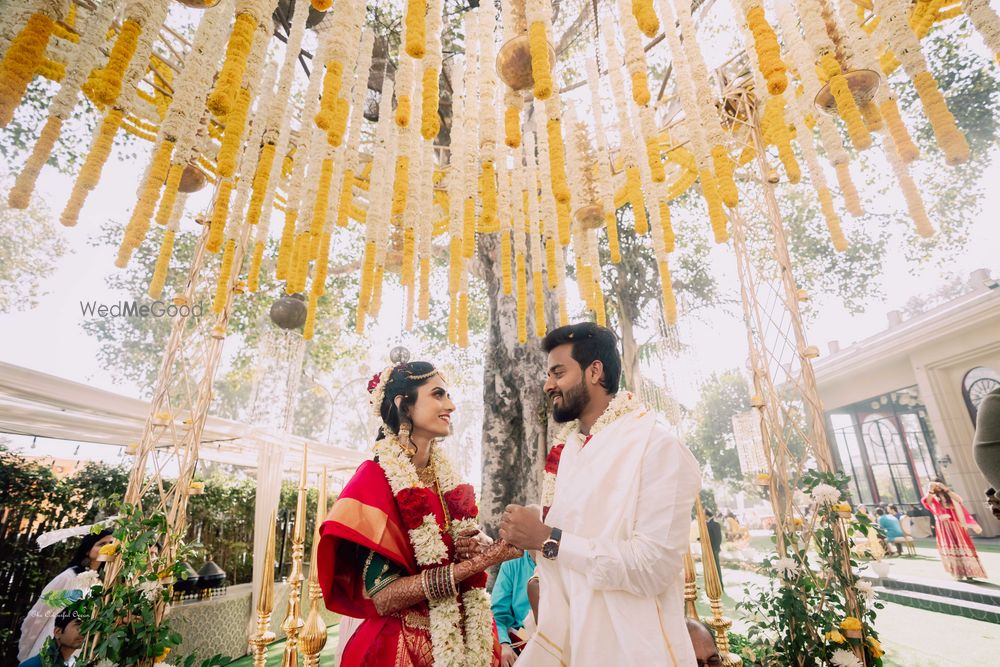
625 166 648 235
276 208 297 280
35 57 64 82
762 95 801 183
533 271 546 337
880 50 901 76
711 145 738 208
148 229 175 299
860 101 883 132
515 252 528 343
314 231 332 295
85 19 141 109
391 156 410 217
528 21 553 100
246 143 276 226
329 97 350 146
207 12 257 118
0 12 57 127
820 53 871 150
208 178 235 253
336 169 354 227
500 231 513 295
630 70 651 107
154 163 184 227
632 0 660 38
370 264 385 316
61 109 122 226
817 187 847 251
879 97 919 163
700 168 728 243
504 104 521 148
746 6 788 95
304 290 319 340
659 200 676 253
834 161 862 216
462 198 476 258
405 0 428 59
247 240 265 292
546 118 571 205
545 237 557 289
8 115 62 208
115 139 174 268
213 238 237 313
658 260 677 324
912 70 969 165
556 199 571 246
216 87 252 178
315 61 343 131
395 94 411 127
309 158 334 252
606 212 621 263
421 67 440 140
480 160 498 230
646 135 665 182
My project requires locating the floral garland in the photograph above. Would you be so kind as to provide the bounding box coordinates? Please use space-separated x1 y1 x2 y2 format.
373 435 494 667
541 391 641 508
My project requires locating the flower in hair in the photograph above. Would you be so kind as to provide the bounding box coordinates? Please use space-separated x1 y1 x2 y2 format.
369 365 395 417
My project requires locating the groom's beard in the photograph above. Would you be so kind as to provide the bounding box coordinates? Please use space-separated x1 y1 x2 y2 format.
551 380 590 422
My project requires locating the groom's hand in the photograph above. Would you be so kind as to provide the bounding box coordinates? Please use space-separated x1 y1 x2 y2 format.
499 504 551 551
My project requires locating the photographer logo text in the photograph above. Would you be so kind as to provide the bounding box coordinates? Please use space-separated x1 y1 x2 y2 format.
80 300 203 318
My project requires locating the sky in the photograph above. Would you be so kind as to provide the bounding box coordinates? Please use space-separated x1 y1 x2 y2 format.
1 1 999 474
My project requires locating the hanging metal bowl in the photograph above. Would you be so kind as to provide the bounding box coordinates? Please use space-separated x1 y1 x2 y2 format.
178 163 207 193
173 0 222 8
574 203 605 231
269 293 308 330
814 69 881 116
496 33 554 92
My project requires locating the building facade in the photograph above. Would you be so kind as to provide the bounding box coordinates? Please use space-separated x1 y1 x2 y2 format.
812 270 1000 537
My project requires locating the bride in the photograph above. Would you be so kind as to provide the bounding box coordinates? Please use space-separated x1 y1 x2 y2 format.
318 361 521 666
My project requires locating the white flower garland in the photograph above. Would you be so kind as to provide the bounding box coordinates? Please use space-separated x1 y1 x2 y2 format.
963 0 1000 57
372 435 494 667
542 392 641 507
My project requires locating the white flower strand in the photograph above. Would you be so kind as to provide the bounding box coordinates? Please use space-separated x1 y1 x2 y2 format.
963 0 1000 58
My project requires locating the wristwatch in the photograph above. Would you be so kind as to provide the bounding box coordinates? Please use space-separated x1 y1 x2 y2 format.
542 527 562 560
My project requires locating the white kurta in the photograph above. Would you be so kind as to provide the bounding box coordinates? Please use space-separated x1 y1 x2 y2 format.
518 408 701 666
18 567 79 661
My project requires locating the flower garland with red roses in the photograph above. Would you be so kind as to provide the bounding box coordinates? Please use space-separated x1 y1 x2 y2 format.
374 433 493 666
540 391 640 512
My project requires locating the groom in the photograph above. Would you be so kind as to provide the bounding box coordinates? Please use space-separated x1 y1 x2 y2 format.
499 323 701 665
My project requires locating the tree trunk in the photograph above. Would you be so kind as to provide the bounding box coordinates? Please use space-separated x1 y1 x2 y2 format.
478 234 552 535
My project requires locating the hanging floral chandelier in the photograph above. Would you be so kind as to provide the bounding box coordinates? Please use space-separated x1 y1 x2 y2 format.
1 0 990 346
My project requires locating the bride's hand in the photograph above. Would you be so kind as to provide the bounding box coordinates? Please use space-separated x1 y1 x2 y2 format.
455 527 492 561
483 539 523 566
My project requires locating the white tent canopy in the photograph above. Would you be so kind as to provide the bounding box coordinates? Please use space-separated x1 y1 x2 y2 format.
0 360 367 473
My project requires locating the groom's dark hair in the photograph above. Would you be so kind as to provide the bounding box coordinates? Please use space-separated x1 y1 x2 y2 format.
542 323 621 395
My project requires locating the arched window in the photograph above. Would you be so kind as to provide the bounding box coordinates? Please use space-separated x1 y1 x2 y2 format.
962 367 1000 424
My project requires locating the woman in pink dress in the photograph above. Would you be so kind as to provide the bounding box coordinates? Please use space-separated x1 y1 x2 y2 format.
921 480 987 581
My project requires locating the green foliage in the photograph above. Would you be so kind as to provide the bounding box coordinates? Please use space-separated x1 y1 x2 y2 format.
738 471 885 667
0 176 68 313
45 503 231 666
685 370 751 482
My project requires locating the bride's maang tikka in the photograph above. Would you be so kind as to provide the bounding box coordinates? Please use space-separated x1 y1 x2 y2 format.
368 363 442 418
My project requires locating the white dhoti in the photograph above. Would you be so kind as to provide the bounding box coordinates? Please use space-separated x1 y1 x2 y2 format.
518 408 701 666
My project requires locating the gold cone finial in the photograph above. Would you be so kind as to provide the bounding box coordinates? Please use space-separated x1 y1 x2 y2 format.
280 445 309 667
300 465 329 664
249 511 277 666
684 546 700 620
695 497 741 666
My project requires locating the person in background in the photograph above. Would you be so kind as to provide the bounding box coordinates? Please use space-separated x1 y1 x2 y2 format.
17 609 84 667
973 388 1000 517
490 550 537 666
686 618 723 667
875 507 904 556
888 504 904 521
18 529 114 662
706 509 724 591
922 479 987 581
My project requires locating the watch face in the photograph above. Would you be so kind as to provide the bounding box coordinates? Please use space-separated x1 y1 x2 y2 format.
542 540 558 559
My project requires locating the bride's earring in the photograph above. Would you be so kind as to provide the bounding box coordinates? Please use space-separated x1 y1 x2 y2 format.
398 421 417 456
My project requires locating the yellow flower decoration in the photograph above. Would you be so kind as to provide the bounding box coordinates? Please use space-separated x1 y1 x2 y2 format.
632 0 660 38
746 5 787 95
405 0 428 59
840 616 862 632
825 630 846 644
528 21 553 100
421 66 441 141
0 12 57 127
207 12 257 118
866 636 884 658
